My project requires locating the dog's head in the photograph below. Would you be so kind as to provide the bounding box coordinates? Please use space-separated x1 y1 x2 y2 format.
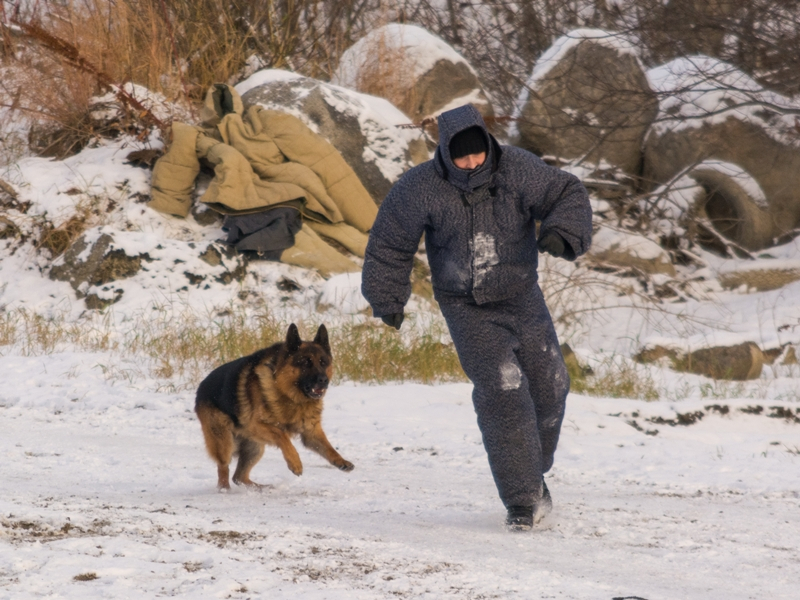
283 323 332 401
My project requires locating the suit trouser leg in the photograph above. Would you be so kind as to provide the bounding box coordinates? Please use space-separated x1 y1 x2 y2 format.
512 287 570 473
440 288 569 507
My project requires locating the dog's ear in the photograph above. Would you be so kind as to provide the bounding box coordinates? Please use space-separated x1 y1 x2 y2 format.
285 323 302 354
313 324 330 354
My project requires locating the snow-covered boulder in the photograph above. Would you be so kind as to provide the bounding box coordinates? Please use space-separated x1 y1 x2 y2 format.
49 230 143 309
332 23 494 126
647 160 775 252
587 226 675 276
236 69 427 205
49 227 247 309
644 56 800 247
512 29 658 175
686 161 775 252
690 342 765 381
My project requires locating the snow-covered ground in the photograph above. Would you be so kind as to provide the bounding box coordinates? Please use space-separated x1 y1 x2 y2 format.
1 68 799 599
1 355 798 599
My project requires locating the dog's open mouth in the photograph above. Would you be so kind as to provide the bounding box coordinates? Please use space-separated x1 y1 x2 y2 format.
305 385 327 399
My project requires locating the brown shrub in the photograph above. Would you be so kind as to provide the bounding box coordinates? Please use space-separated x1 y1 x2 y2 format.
37 215 88 257
352 30 419 118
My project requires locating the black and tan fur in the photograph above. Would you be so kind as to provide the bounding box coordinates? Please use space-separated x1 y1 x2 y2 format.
195 323 353 490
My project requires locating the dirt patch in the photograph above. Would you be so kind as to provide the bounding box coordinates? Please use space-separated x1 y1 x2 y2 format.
626 419 659 436
768 406 800 422
620 404 800 433
647 411 705 427
201 529 265 548
0 517 112 543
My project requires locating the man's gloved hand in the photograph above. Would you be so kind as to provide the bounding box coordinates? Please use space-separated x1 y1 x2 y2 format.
380 312 404 330
537 231 566 258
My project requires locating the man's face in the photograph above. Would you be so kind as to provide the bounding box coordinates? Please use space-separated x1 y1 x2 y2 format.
453 152 486 170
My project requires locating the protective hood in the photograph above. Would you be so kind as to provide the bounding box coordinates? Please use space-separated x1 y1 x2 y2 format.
434 104 500 192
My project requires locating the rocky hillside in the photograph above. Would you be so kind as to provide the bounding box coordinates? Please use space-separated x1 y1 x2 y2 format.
1 23 799 389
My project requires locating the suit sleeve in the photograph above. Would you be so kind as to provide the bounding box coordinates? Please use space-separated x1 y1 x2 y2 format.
361 174 427 317
532 161 593 261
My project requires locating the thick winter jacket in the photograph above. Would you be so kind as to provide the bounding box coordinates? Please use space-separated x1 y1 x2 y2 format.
362 104 592 317
149 84 377 233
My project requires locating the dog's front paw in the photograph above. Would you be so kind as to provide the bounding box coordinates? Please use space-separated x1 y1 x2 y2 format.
337 459 354 472
287 462 303 476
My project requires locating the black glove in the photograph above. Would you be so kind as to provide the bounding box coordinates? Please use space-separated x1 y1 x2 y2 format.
537 231 566 258
380 312 404 330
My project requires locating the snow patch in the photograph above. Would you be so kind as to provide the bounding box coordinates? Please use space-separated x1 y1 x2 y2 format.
473 232 499 286
646 174 704 221
2 136 156 227
234 69 304 96
90 82 192 125
318 272 369 314
499 361 522 391
591 227 667 261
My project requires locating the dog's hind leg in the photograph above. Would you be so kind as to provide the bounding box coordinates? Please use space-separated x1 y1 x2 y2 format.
196 404 235 490
232 437 265 488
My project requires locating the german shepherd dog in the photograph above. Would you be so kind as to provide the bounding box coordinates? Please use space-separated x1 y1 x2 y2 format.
195 323 354 489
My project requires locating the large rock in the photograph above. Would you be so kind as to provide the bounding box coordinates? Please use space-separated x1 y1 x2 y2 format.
682 342 764 381
587 226 675 276
50 232 142 291
717 259 800 292
512 29 658 176
685 161 775 252
648 160 776 253
50 227 247 309
332 23 494 126
236 70 427 205
644 56 800 248
636 342 764 380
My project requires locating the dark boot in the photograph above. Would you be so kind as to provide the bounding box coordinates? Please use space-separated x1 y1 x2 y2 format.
505 505 534 531
505 480 553 531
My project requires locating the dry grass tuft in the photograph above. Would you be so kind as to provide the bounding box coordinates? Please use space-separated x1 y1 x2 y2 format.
353 30 418 119
571 356 660 401
37 215 89 257
719 268 800 292
0 306 465 388
332 322 464 384
4 2 176 158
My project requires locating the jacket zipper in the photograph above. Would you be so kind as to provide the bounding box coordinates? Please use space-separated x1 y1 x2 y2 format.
461 192 474 295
